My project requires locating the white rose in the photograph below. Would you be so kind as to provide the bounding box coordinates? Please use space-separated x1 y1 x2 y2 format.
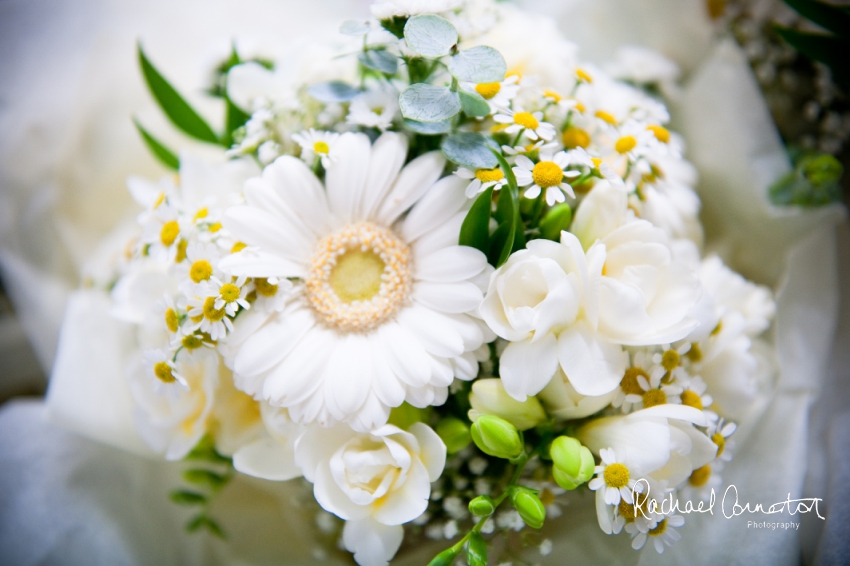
295 422 446 566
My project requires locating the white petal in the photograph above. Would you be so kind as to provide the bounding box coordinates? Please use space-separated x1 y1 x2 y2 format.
409 422 447 481
343 518 404 566
263 327 332 406
325 132 372 222
234 307 314 376
371 339 407 408
375 151 446 225
361 132 409 220
414 246 487 282
263 156 332 237
232 435 301 481
323 334 371 420
557 323 627 396
401 175 469 243
413 281 483 314
397 305 464 358
377 322 432 388
499 334 559 401
223 206 312 263
411 212 467 258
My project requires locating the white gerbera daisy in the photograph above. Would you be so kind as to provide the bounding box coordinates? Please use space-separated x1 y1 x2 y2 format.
454 166 508 198
219 132 495 431
292 129 340 169
346 84 398 131
493 109 556 142
512 151 576 205
588 447 642 506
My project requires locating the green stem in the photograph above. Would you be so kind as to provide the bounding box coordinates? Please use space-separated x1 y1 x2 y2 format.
510 129 524 149
530 190 547 228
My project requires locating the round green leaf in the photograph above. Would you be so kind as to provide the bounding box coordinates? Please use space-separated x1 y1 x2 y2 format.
358 49 399 75
399 84 461 122
308 81 361 103
442 132 499 169
404 14 458 58
449 46 507 83
404 118 453 135
459 89 491 117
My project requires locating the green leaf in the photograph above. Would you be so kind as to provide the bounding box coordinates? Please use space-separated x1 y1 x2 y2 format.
340 19 371 36
186 514 226 539
138 43 220 145
134 119 180 170
185 435 231 464
169 490 207 506
467 532 488 566
399 84 461 122
448 46 507 83
308 81 361 103
539 203 573 240
222 96 250 148
358 49 399 75
442 132 499 169
183 469 228 490
489 151 520 267
459 186 493 254
380 16 408 39
404 14 458 58
427 547 460 566
774 27 850 85
782 0 850 37
459 89 491 117
404 118 453 135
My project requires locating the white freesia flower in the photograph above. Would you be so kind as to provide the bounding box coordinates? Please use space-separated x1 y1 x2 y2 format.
232 402 303 481
295 423 446 566
220 132 494 430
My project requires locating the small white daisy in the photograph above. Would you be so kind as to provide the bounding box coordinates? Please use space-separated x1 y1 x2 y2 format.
493 108 556 141
142 349 188 391
346 84 398 131
588 448 642 506
250 276 291 313
210 275 251 316
676 375 716 419
611 120 657 160
707 418 737 464
181 243 223 286
627 513 684 554
291 129 341 169
186 282 234 341
512 151 576 205
464 74 520 111
455 165 508 197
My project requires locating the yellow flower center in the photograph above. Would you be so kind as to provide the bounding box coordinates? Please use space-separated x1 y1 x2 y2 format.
160 220 180 247
175 239 188 263
154 361 176 383
591 157 602 169
513 112 539 130
562 127 590 149
681 390 704 410
231 241 247 254
153 192 166 209
604 463 630 489
686 342 703 362
203 296 227 322
193 208 208 222
574 101 586 113
615 135 637 154
689 464 711 487
649 519 667 536
576 68 593 83
620 367 649 396
209 222 222 233
642 389 667 408
182 335 205 350
532 161 564 188
647 125 670 143
661 349 680 371
712 433 726 457
475 167 505 184
306 222 412 332
220 283 241 303
618 498 636 521
313 141 330 155
595 110 617 125
475 82 502 99
543 89 562 102
371 106 384 116
165 308 180 333
190 260 213 283
254 278 279 297
708 0 726 19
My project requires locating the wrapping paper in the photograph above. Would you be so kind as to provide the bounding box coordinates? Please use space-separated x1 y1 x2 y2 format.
0 0 847 564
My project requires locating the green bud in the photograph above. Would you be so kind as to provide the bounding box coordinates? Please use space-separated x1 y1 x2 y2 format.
510 486 546 529
436 417 471 454
802 154 842 187
550 436 594 490
468 495 496 517
387 402 428 430
470 415 523 459
539 203 573 241
466 531 488 566
427 547 459 566
468 378 546 431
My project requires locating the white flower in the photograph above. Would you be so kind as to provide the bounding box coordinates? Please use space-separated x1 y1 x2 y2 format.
512 152 576 205
588 447 641 506
295 423 446 566
463 74 520 111
232 403 304 481
210 275 251 316
292 129 341 169
538 368 617 420
181 242 223 285
185 282 234 341
371 0 463 19
220 132 494 430
347 85 399 131
606 45 681 99
454 165 508 197
627 513 684 554
699 255 775 337
129 348 218 460
493 109 556 141
141 348 187 391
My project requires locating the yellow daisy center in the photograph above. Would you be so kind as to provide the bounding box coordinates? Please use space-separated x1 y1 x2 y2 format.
513 111 539 130
620 367 649 396
313 141 330 155
193 207 208 222
209 222 222 233
562 127 590 149
681 390 703 410
160 220 180 247
642 388 667 408
475 82 502 99
543 89 562 102
231 241 247 254
190 260 213 283
595 110 617 125
604 463 630 489
474 167 505 184
615 135 637 154
306 222 412 332
153 192 166 209
220 283 241 303
182 335 205 350
712 432 726 457
254 278 279 297
175 239 188 263
165 308 180 333
686 342 703 362
689 464 711 487
203 296 226 322
661 349 680 371
154 361 176 383
649 519 667 536
576 68 593 83
532 161 563 188
647 125 670 143
591 157 602 169
618 498 636 521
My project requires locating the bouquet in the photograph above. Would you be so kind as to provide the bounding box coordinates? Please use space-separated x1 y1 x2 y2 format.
50 0 783 564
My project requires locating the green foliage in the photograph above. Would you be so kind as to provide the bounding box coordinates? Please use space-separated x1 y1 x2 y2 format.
468 495 496 517
169 490 207 506
404 118 453 135
387 402 429 430
467 531 489 566
404 15 458 58
340 19 371 36
489 151 521 267
358 49 399 75
539 203 573 240
441 132 500 169
183 469 229 490
399 84 462 122
186 514 226 538
509 486 546 529
427 547 460 566
380 16 409 39
308 81 361 103
133 119 180 170
769 149 843 206
448 46 507 83
458 186 493 254
777 0 850 88
436 417 472 454
470 415 523 459
459 89 491 117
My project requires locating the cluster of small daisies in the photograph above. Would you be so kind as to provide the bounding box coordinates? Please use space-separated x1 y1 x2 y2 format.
105 0 778 564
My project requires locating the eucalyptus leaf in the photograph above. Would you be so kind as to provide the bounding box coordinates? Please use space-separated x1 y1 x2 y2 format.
442 132 499 169
358 49 399 75
138 44 220 145
399 84 461 122
404 118 453 135
459 186 493 254
340 19 371 36
459 89 491 117
134 119 180 170
308 81 361 103
404 14 458 58
448 46 507 83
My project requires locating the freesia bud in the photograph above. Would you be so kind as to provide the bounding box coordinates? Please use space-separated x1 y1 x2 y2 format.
470 415 524 459
468 378 546 431
510 486 546 529
539 203 572 241
550 436 594 490
468 495 496 517
436 417 471 454
427 547 459 566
